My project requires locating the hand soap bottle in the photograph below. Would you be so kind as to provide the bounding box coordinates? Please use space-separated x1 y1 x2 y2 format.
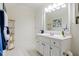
61 30 64 37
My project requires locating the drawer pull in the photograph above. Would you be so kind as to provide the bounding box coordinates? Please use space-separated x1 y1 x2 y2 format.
42 43 44 45
50 47 52 49
42 43 45 46
54 42 56 44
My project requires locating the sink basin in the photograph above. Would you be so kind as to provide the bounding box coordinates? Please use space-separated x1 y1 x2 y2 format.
37 33 72 40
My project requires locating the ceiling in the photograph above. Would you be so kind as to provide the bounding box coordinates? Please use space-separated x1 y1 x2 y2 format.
5 3 51 9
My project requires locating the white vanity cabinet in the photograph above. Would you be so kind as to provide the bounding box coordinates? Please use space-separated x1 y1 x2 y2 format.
50 45 60 56
36 36 50 56
36 34 71 56
43 42 50 56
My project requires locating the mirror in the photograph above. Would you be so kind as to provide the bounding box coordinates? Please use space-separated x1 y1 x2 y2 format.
44 3 69 31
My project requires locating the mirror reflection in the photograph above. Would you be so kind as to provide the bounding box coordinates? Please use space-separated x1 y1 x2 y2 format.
45 3 68 31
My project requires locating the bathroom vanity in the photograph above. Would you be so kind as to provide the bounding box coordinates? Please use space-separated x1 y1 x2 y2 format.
36 33 72 56
36 3 72 56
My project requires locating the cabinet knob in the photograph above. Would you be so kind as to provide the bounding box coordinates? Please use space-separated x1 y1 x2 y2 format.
42 43 45 46
50 47 52 49
54 42 56 44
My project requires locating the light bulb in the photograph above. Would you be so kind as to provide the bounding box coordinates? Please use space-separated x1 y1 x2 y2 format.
45 8 49 12
61 4 66 8
52 3 57 8
48 5 52 10
57 3 64 6
45 8 51 13
56 6 60 10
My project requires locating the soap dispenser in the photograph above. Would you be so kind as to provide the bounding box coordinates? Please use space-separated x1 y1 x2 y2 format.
40 30 44 34
61 30 64 36
61 28 65 37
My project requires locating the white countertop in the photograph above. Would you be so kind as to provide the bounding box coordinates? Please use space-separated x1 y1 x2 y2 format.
37 33 72 40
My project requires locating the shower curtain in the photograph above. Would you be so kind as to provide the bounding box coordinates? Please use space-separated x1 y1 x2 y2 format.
0 31 3 56
0 10 10 56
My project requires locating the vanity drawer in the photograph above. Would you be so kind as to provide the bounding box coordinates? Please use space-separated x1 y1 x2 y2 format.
43 37 50 44
38 36 50 44
51 39 61 47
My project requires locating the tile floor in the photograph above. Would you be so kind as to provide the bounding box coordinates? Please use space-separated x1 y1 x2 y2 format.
3 48 41 56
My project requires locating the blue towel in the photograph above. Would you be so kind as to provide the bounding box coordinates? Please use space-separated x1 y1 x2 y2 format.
0 10 6 50
0 32 3 56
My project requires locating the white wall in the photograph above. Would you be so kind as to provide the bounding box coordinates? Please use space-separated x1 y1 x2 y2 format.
5 4 36 52
71 3 79 56
35 8 44 33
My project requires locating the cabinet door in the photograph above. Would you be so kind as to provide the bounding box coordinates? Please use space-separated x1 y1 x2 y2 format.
36 40 44 55
36 40 40 51
39 41 44 55
50 46 60 56
43 43 50 56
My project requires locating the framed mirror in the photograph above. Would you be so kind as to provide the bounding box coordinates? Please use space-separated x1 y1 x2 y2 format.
44 3 69 31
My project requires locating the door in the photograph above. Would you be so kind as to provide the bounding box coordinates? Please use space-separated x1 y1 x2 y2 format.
39 41 44 55
36 40 40 51
50 46 60 56
36 40 50 56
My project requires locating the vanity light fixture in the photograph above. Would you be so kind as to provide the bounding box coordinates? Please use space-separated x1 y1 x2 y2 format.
47 5 52 12
45 5 55 12
55 6 60 10
48 5 52 10
45 8 49 12
57 3 64 6
45 3 66 13
45 7 51 13
61 4 66 8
